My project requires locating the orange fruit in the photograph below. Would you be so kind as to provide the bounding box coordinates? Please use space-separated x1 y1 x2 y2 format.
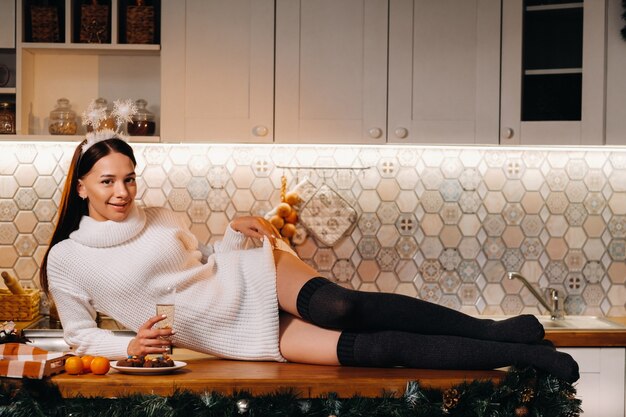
90 356 110 375
269 215 285 230
64 356 84 375
276 202 292 218
281 223 296 238
284 210 298 224
284 192 300 206
81 355 94 373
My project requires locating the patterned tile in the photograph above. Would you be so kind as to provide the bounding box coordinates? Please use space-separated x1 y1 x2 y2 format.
395 213 418 235
459 191 482 213
421 168 444 190
458 237 481 259
564 294 585 315
439 180 463 202
502 248 524 272
420 259 442 282
483 237 505 259
357 237 380 259
501 294 524 315
608 239 626 261
395 236 418 259
483 214 505 236
545 261 568 284
582 261 604 283
608 216 626 238
546 192 568 214
546 169 568 192
358 213 380 236
376 247 399 271
419 283 443 303
314 248 336 271
378 202 400 224
0 223 18 244
459 168 481 190
565 273 585 295
439 248 461 271
0 200 19 221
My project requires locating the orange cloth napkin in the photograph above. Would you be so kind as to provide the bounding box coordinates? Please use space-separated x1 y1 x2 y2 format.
0 343 68 379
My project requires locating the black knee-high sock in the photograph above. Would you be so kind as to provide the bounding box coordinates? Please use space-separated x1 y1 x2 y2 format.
297 277 544 343
337 331 579 383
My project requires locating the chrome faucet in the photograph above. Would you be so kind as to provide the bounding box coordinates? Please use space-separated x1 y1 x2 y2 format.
507 272 565 320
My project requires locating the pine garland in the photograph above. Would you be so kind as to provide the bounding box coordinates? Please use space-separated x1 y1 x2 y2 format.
0 367 581 417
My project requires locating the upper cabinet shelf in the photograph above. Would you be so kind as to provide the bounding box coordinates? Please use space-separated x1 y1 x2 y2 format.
20 0 160 47
4 0 162 139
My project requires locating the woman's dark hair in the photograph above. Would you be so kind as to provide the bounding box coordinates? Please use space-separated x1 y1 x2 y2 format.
39 138 137 293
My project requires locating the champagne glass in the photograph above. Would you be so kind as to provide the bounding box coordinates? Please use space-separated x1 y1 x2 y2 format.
155 286 176 354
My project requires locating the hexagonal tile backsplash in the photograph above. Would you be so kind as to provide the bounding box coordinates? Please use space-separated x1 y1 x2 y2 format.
1 143 626 317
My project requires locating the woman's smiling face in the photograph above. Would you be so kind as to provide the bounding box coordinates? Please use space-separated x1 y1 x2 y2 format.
77 151 137 222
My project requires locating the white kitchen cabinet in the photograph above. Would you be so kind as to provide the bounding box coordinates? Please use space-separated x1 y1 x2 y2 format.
11 0 160 138
500 0 607 145
0 0 15 49
275 0 388 144
160 0 274 143
387 0 501 144
558 348 625 417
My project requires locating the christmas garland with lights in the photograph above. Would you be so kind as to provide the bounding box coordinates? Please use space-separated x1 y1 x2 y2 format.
0 367 580 417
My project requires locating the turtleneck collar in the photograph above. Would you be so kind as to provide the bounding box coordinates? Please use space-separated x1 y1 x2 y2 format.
70 205 147 248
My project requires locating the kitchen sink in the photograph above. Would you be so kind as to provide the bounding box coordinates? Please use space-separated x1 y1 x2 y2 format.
481 315 626 330
22 316 135 352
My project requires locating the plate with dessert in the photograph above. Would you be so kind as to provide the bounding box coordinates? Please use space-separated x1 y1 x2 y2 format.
110 354 186 375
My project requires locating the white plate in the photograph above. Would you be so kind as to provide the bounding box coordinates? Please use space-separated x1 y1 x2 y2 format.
110 360 187 375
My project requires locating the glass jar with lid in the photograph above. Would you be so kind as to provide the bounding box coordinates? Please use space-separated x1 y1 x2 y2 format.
48 98 78 135
0 102 16 134
127 98 156 136
86 97 117 132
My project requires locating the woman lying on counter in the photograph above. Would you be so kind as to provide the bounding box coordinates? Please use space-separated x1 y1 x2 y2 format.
38 128 579 383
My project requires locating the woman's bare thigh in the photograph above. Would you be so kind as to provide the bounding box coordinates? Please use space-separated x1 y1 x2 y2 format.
279 313 341 365
273 249 319 316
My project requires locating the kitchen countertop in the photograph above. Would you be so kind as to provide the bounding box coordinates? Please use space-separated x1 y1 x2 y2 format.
12 316 626 399
545 316 626 347
50 355 506 398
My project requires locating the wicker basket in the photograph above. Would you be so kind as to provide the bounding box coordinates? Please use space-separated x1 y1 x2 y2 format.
126 5 155 44
0 289 41 321
30 5 60 43
80 4 110 43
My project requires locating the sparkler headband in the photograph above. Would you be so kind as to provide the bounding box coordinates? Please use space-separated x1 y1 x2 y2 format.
81 98 138 154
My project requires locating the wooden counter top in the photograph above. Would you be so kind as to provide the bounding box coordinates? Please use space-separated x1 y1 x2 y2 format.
50 358 505 398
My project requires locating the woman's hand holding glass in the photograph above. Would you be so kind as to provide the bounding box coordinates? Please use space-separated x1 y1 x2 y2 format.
127 314 175 356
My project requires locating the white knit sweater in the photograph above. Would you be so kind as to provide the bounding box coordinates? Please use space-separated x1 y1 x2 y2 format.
47 206 284 361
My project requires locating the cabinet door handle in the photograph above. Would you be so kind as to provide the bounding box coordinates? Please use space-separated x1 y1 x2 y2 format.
368 127 383 139
394 127 408 139
504 127 514 139
253 125 269 137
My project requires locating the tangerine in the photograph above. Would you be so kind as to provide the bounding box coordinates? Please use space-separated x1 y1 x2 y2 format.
269 215 285 230
276 202 292 218
64 356 84 375
281 223 296 238
81 355 94 373
90 356 110 375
